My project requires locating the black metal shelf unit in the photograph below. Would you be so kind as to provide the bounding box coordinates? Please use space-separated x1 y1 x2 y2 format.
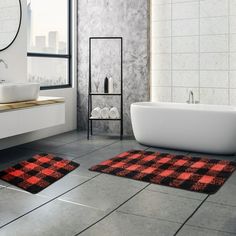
87 37 123 140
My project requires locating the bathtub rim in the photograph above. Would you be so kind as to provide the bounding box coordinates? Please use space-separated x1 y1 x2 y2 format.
131 102 236 113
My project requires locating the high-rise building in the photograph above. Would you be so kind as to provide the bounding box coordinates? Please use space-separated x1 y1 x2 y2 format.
48 31 59 53
35 36 46 51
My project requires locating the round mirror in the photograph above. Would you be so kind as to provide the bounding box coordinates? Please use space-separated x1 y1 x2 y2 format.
0 0 22 51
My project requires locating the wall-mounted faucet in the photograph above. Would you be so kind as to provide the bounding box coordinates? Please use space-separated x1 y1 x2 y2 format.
0 59 8 69
0 59 8 84
187 90 199 104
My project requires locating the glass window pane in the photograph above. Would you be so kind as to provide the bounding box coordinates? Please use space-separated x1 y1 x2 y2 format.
27 0 68 54
28 57 69 86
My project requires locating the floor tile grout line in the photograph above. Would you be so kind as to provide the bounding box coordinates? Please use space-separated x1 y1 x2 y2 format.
19 132 90 150
74 184 151 236
185 223 236 235
203 199 236 209
116 209 181 225
0 173 102 230
17 139 119 162
144 188 206 201
173 194 210 236
17 133 119 157
69 140 121 161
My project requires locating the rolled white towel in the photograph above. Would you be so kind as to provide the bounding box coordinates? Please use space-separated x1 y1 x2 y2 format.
91 107 101 118
101 107 110 119
109 107 120 119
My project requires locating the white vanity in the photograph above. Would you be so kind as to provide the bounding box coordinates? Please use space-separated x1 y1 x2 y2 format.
0 96 65 139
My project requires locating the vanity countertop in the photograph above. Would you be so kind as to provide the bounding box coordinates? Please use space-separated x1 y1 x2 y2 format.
0 96 65 111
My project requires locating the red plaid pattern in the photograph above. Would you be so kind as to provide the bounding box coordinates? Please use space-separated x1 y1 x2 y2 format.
0 154 79 194
89 150 236 194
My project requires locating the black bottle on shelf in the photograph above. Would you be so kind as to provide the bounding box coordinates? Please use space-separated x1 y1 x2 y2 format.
104 77 109 93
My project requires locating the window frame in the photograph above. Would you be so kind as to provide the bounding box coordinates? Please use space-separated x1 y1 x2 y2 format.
27 0 72 90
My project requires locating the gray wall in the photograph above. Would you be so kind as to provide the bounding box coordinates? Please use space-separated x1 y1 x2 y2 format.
77 0 150 136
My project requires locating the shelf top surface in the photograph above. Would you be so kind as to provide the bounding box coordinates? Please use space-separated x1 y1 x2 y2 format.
0 96 65 112
89 93 121 95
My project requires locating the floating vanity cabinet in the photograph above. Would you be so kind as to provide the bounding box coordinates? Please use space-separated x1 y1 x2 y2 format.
0 97 65 139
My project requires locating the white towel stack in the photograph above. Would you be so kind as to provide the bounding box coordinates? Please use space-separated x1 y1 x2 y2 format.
91 107 120 119
91 107 101 118
101 107 110 119
109 107 120 119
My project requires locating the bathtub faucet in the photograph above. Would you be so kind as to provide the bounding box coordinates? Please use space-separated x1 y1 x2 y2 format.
187 90 199 104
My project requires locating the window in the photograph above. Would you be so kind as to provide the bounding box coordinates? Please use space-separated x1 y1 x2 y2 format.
27 0 72 89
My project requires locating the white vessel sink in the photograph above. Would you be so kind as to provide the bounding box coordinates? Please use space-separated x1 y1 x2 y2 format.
0 83 40 103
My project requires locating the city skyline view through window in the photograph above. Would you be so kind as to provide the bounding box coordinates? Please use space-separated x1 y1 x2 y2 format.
27 0 71 87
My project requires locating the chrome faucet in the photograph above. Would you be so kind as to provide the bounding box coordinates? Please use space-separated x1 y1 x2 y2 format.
187 90 199 104
0 59 8 84
0 59 8 69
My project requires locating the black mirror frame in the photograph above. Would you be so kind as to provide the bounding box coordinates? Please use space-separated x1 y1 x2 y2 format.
0 0 22 52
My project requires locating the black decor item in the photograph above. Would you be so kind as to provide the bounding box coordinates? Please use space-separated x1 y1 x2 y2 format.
104 77 109 93
88 37 123 140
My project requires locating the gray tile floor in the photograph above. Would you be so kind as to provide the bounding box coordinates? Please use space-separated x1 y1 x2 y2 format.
0 131 236 236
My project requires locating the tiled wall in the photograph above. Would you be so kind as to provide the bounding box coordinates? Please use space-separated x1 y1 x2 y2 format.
151 0 236 105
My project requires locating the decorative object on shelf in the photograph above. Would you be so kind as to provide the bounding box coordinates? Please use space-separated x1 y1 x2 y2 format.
101 107 110 119
109 107 120 119
88 37 123 140
91 107 102 118
104 77 109 93
108 76 114 93
94 79 100 93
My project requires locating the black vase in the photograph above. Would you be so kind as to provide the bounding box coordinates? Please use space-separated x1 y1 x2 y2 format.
104 77 109 93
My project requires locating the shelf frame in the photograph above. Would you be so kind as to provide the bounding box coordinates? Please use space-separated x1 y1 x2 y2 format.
87 37 123 140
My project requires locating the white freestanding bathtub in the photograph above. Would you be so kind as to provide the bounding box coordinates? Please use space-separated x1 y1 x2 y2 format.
131 102 236 155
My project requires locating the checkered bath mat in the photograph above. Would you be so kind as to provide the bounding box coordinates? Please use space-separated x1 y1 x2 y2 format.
89 150 236 194
0 154 79 194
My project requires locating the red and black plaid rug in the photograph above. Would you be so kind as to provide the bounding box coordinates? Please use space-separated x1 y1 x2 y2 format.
89 150 236 194
0 154 79 194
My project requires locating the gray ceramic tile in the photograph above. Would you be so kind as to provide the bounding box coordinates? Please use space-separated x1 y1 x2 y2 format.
207 175 236 207
0 185 5 190
19 140 64 153
53 139 117 157
187 201 236 234
0 180 9 187
0 199 106 236
0 148 37 171
118 189 202 224
43 130 86 144
147 147 189 155
146 184 207 200
0 188 49 228
59 174 148 211
189 152 235 161
71 140 148 178
227 171 236 184
36 174 89 199
177 225 235 236
111 140 149 151
80 211 181 236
